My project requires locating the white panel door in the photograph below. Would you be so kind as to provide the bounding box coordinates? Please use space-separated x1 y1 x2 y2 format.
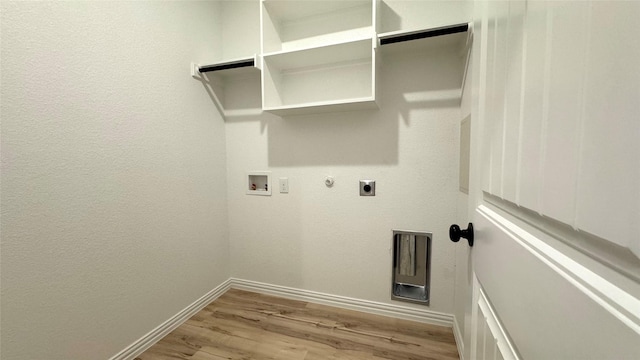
467 1 640 359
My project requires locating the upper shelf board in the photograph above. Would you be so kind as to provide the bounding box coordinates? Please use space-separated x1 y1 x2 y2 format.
263 97 378 116
262 0 372 24
263 38 373 71
261 0 374 54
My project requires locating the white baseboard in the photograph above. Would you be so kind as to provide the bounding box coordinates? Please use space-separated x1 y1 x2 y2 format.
229 278 454 328
110 278 459 359
109 278 232 360
453 315 465 360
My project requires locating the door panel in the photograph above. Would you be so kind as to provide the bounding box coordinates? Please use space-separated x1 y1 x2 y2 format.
471 275 518 360
540 1 588 225
476 0 640 251
500 0 524 203
487 1 508 198
516 0 546 211
575 1 640 250
468 0 640 358
473 206 640 359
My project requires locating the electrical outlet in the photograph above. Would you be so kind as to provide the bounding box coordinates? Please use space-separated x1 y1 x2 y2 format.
359 180 375 196
279 178 289 193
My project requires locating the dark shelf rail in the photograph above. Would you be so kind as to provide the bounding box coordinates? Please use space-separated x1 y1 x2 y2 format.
199 58 255 73
379 23 469 46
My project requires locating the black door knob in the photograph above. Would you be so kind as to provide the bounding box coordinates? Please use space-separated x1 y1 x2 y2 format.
449 223 474 247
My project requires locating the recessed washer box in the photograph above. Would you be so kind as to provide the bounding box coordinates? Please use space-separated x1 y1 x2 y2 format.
247 172 271 196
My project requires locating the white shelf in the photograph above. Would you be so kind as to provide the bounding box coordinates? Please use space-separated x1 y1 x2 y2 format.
261 0 374 53
262 37 373 70
264 97 378 116
262 38 377 115
191 1 473 116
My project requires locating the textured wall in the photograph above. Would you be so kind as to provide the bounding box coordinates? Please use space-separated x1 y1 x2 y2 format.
0 2 228 359
225 49 463 314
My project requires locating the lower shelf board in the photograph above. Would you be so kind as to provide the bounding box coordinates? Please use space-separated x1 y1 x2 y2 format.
264 98 378 116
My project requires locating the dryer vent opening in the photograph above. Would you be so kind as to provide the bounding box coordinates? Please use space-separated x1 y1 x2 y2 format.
392 230 432 305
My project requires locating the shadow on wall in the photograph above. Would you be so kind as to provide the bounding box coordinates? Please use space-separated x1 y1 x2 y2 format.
383 48 465 125
200 48 464 168
267 49 464 167
267 109 396 167
197 72 271 133
380 1 402 33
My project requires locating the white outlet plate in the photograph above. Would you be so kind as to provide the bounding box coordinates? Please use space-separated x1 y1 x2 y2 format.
279 178 289 193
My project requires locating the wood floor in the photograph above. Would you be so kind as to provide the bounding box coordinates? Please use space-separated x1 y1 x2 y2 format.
136 289 459 360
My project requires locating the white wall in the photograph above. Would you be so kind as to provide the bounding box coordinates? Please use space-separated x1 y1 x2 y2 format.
225 48 464 314
1 1 475 358
0 2 228 359
221 0 261 61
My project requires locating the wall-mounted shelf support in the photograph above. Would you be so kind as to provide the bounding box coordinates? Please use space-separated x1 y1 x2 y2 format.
378 23 469 46
191 55 259 80
199 58 256 73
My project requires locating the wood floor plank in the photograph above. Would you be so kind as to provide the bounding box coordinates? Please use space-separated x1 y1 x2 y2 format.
136 289 459 360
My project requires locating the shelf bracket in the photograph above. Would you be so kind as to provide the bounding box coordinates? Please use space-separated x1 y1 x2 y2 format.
199 58 255 73
379 23 469 46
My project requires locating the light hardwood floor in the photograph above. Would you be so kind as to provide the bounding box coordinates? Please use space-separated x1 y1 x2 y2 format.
136 288 459 360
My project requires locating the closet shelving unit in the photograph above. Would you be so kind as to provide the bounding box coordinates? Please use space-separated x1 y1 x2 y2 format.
262 36 378 116
378 23 470 49
260 0 378 115
192 0 472 116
